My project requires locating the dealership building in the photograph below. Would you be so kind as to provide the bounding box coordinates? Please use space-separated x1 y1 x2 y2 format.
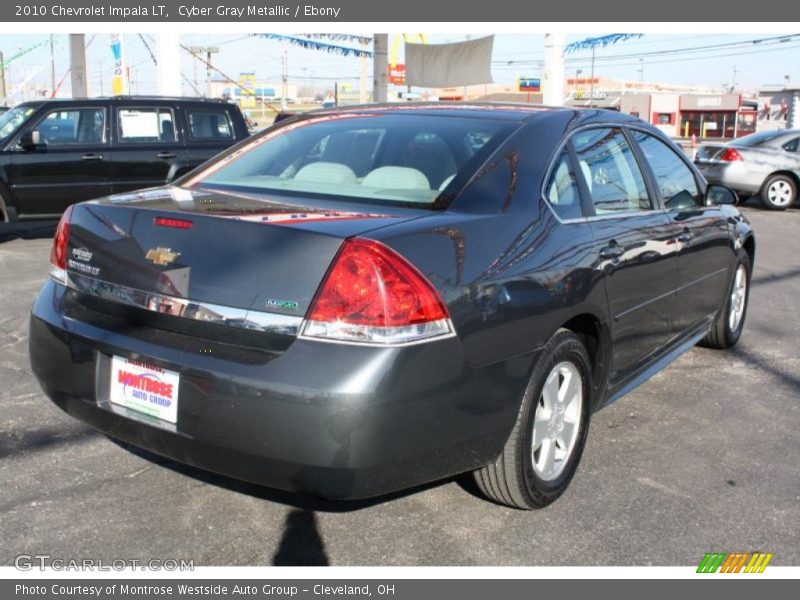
619 92 757 139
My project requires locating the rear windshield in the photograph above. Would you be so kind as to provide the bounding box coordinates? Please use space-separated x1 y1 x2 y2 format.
731 131 784 147
192 113 516 207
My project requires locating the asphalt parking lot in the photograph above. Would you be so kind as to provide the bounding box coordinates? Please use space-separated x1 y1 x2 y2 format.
1 200 798 567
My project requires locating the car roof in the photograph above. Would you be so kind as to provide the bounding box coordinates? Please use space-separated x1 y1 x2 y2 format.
303 102 641 124
732 129 800 146
17 96 232 107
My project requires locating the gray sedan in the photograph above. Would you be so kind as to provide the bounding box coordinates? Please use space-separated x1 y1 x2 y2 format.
695 129 800 210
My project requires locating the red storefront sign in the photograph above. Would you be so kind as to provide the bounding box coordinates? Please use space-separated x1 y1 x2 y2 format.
389 64 406 85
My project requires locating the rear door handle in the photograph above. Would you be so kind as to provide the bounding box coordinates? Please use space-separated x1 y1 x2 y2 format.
599 243 624 260
157 151 177 159
81 153 103 161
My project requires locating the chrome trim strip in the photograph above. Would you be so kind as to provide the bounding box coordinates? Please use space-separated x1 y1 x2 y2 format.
64 272 303 336
297 319 457 348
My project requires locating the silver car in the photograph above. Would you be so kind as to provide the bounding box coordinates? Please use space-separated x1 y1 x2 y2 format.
695 129 800 210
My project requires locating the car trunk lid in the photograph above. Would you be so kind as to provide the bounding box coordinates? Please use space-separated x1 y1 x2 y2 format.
64 186 430 323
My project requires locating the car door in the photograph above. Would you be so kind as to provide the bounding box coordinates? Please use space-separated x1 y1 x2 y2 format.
571 127 680 384
780 135 800 180
8 104 112 217
111 104 187 194
182 105 240 174
629 129 732 335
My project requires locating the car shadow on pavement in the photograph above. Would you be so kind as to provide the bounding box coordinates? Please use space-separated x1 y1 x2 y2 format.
750 266 800 288
729 345 800 393
109 438 464 513
0 425 100 458
0 221 57 244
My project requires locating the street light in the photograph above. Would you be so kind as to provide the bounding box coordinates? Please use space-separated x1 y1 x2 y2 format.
188 45 219 97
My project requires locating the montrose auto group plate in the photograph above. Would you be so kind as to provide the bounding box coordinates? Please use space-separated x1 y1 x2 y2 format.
109 356 180 424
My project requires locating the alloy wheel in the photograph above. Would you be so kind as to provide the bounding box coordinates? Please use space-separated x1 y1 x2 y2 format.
532 361 583 481
767 179 794 207
728 264 747 332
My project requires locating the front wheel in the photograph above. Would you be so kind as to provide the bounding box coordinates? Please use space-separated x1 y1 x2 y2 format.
701 251 751 349
474 329 592 509
761 174 797 210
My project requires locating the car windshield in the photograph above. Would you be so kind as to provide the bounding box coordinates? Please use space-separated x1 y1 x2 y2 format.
731 131 784 147
192 113 516 207
0 105 37 140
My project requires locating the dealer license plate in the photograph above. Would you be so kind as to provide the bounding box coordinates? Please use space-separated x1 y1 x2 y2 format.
109 356 180 424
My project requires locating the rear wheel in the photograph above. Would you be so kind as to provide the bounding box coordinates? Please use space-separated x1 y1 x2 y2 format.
761 174 797 210
474 329 592 509
701 251 751 349
0 187 10 223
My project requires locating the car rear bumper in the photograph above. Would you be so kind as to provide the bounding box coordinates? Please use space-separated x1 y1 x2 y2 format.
29 279 535 500
696 161 762 194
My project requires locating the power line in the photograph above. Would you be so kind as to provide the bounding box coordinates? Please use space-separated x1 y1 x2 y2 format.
491 33 800 67
564 33 800 63
557 42 800 70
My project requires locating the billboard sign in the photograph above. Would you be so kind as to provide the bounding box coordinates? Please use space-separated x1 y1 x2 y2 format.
518 77 541 92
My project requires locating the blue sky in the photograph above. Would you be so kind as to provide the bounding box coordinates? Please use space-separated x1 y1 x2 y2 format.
1 33 798 100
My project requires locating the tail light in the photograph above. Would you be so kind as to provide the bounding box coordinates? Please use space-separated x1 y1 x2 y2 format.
49 205 73 284
301 238 453 345
720 148 743 162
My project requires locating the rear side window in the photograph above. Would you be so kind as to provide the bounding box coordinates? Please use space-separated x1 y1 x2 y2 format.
572 128 652 215
118 107 176 143
631 130 702 210
734 130 784 147
545 151 583 220
33 108 105 145
187 109 234 141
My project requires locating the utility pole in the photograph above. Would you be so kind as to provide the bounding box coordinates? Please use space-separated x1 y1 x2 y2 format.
189 47 200 91
281 44 289 110
50 35 56 97
589 46 596 108
638 58 644 83
0 51 6 106
359 40 368 103
372 34 388 103
189 45 219 96
205 47 218 96
543 33 566 106
732 65 737 92
156 33 181 96
69 34 88 98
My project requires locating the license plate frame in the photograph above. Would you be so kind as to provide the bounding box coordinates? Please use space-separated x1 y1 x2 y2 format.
109 356 180 424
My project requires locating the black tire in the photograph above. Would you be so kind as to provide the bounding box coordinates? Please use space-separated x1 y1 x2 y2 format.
474 329 592 509
0 185 10 223
701 251 751 349
760 174 797 210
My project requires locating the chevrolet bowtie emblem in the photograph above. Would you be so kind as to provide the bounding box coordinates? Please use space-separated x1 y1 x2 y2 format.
145 247 180 266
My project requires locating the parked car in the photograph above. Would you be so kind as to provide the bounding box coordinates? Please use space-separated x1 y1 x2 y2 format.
0 96 249 222
695 129 800 210
29 104 754 509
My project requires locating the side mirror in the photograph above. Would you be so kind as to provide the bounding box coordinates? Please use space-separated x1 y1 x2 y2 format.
19 130 43 150
706 184 738 206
